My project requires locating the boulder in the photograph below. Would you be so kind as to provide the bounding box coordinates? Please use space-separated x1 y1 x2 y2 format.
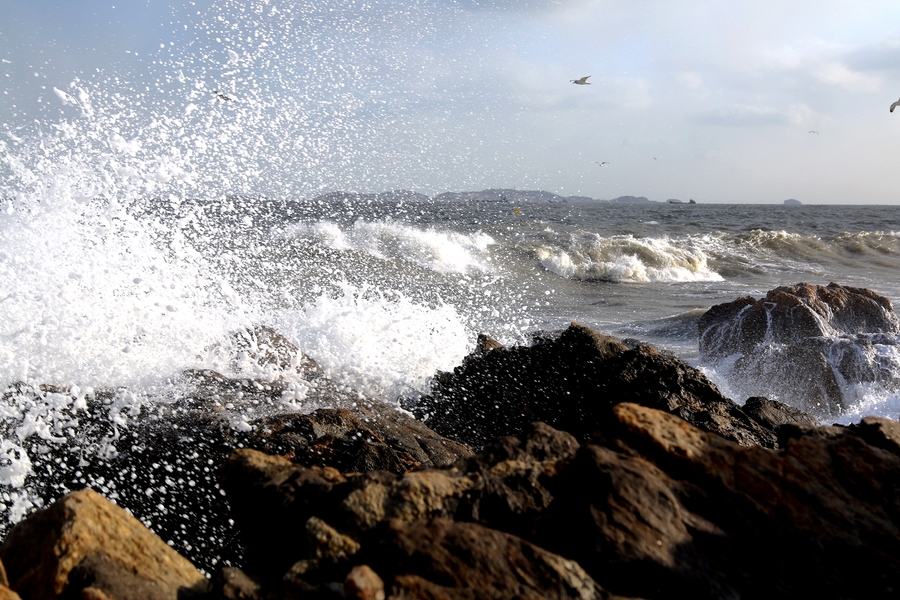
415 322 813 448
0 359 469 575
698 282 900 414
218 422 578 579
536 403 900 599
356 518 614 600
0 489 208 600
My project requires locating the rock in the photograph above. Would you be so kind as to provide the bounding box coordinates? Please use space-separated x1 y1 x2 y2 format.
246 402 473 473
343 565 385 600
536 403 900 599
699 282 900 414
416 322 811 448
0 364 469 575
208 567 264 600
218 422 576 579
0 587 19 600
357 518 612 600
0 489 208 600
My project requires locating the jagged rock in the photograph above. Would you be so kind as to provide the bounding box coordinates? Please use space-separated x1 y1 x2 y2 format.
0 489 208 600
245 402 473 473
218 423 577 579
536 403 900 599
699 282 900 414
415 322 812 448
1 362 469 574
356 518 614 600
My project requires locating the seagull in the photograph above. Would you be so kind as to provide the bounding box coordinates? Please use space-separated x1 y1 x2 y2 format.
571 76 591 85
596 161 609 167
214 90 233 102
891 97 900 113
809 130 819 134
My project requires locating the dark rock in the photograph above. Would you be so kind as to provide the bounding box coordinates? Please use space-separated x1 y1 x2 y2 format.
208 567 264 600
537 402 900 599
218 422 575 579
699 282 900 414
357 518 612 600
416 322 812 448
0 346 469 575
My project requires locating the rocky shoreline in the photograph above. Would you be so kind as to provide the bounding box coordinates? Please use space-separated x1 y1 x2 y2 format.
2 284 900 599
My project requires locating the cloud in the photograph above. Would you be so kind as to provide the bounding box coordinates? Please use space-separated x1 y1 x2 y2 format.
688 104 793 127
813 62 881 91
448 0 585 12
844 39 900 72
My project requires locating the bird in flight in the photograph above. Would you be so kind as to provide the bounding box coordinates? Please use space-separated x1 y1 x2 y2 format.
214 90 233 102
571 76 591 85
809 130 819 134
891 97 900 113
596 161 609 167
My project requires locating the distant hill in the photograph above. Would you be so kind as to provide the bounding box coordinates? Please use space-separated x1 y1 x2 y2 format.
433 189 569 203
308 189 674 204
310 190 431 203
611 195 654 204
784 198 802 206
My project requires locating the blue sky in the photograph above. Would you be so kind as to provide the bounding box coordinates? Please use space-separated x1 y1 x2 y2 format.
3 0 900 203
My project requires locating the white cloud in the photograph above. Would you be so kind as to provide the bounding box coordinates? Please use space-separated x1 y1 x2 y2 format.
814 63 881 91
689 104 792 127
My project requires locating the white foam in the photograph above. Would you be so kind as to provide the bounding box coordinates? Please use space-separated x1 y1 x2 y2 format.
536 234 723 283
275 282 471 404
281 220 495 275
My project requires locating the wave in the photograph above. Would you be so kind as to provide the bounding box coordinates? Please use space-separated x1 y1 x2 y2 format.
279 219 495 275
530 232 723 283
699 230 900 277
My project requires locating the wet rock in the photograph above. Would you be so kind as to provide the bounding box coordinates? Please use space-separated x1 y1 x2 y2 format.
0 488 208 600
537 403 900 599
699 282 900 414
0 358 469 575
415 322 809 448
246 402 473 473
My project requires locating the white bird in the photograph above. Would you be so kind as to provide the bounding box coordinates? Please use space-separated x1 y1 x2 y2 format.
596 161 609 167
891 97 900 113
571 76 591 85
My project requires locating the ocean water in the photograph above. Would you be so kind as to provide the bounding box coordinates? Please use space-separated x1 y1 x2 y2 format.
3 0 900 545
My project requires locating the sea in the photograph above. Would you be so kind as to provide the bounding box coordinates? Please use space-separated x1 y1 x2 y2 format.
2 0 900 561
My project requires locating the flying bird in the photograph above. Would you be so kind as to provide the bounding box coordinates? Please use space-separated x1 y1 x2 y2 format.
571 76 591 85
214 90 233 102
809 130 819 134
891 97 900 113
596 161 609 167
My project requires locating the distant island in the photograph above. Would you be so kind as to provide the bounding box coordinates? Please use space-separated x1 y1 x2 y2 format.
307 189 699 204
784 199 802 205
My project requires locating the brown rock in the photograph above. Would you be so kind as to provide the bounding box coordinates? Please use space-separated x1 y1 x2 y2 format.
0 489 208 600
343 565 384 600
537 403 900 599
359 518 611 600
0 586 20 600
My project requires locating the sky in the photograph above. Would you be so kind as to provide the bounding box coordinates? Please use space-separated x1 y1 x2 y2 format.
2 0 900 203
